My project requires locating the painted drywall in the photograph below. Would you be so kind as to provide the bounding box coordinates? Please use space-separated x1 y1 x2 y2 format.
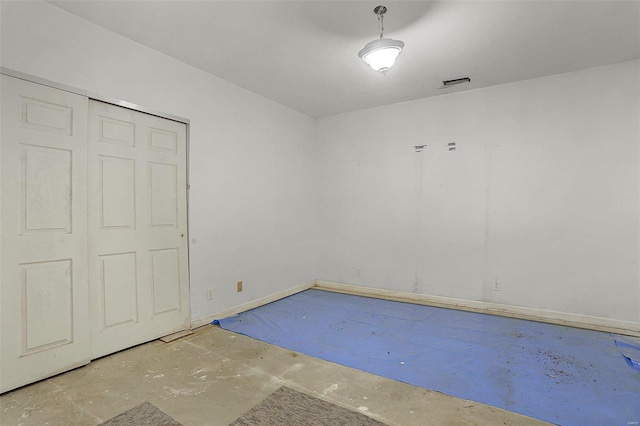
0 1 317 321
2 1 638 327
317 60 640 323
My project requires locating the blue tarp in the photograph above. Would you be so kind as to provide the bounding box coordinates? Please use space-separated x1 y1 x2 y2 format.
216 289 640 425
616 339 640 372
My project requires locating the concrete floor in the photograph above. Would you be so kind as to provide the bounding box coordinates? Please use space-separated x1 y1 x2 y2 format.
0 325 549 425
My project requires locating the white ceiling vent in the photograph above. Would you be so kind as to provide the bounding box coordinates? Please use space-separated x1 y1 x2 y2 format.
441 77 471 88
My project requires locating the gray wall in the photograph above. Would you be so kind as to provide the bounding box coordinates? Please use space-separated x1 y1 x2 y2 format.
3 1 639 326
317 60 640 323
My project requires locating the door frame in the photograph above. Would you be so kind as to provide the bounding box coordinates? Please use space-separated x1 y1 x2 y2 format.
0 67 193 329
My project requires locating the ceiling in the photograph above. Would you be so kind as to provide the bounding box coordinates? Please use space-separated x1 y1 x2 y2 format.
50 1 640 119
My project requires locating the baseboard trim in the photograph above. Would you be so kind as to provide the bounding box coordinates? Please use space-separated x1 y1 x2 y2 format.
314 281 640 338
191 281 316 329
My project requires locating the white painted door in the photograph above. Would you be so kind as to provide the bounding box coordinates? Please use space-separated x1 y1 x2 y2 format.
0 75 90 393
88 100 189 358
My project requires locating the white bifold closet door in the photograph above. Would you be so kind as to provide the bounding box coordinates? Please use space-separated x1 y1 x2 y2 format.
0 75 91 393
87 100 189 359
1 75 190 393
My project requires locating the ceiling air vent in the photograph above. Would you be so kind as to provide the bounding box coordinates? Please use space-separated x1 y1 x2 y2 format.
442 77 471 87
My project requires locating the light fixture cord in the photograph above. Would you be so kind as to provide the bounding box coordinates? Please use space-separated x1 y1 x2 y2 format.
378 11 385 39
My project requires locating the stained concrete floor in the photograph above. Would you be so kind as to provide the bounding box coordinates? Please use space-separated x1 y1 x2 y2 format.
0 325 549 426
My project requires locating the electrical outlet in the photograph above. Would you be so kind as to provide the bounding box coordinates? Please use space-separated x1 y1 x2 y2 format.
356 268 362 276
237 281 243 292
493 280 501 291
207 288 214 300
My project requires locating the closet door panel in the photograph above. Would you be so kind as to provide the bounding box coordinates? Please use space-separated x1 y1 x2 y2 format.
1 75 90 393
88 101 189 359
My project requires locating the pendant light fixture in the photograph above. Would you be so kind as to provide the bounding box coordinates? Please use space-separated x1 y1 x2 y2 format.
358 5 404 73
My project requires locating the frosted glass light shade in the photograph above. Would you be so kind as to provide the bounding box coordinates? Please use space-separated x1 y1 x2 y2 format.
358 38 404 72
